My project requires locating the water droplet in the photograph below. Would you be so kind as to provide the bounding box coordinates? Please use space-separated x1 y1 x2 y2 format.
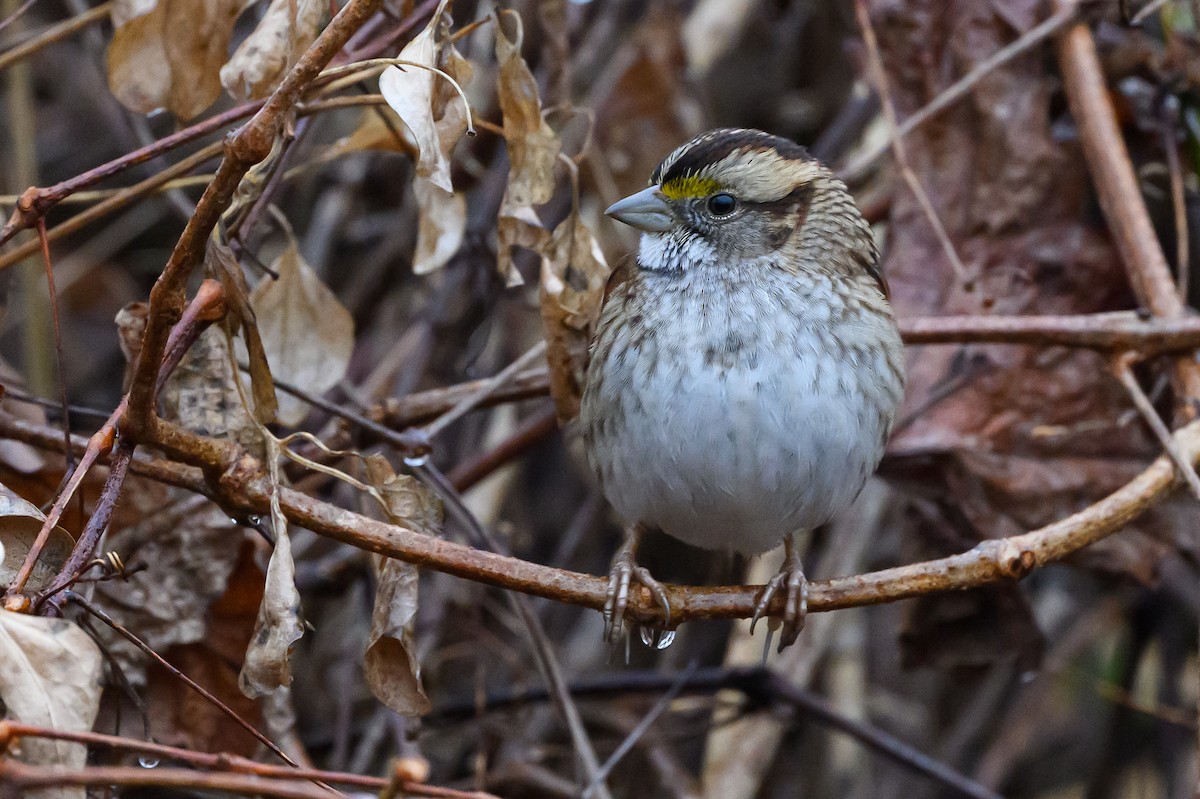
247 515 261 526
229 518 240 526
639 625 654 648
1019 669 1039 685
655 629 676 650
403 455 428 468
138 756 159 769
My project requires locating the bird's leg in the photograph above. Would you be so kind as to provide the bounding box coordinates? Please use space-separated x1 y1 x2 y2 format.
604 523 670 643
750 532 809 652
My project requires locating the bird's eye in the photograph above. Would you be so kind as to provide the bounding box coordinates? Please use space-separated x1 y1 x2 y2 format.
706 193 737 216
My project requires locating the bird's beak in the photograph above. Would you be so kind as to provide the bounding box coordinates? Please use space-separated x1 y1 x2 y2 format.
605 186 674 233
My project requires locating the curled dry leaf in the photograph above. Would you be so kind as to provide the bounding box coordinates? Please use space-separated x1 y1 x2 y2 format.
538 213 610 423
362 454 441 716
378 0 456 193
250 238 354 426
0 484 74 594
220 0 325 101
206 239 278 424
0 611 102 799
238 525 303 698
495 9 561 286
106 0 251 121
379 1 472 274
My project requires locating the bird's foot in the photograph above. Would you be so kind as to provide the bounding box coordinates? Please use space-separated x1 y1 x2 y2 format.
604 548 670 644
750 549 808 652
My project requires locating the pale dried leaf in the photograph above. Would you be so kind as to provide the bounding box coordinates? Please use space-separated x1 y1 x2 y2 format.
362 455 441 717
206 239 278 424
413 179 466 275
238 515 303 698
106 0 248 120
250 241 354 426
379 0 454 192
0 611 102 799
538 213 609 422
0 485 74 593
220 0 325 101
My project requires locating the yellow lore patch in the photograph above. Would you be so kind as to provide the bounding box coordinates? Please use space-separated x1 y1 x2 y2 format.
659 175 721 200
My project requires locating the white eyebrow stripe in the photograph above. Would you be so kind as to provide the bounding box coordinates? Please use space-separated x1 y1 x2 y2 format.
694 150 822 202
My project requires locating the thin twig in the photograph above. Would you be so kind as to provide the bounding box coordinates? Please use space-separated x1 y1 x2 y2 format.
1111 354 1200 499
841 2 1079 180
0 1 109 72
853 0 971 283
66 592 302 770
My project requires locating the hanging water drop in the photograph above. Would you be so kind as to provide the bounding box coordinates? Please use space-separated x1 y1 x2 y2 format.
655 629 676 650
639 625 655 648
138 756 160 769
403 454 429 468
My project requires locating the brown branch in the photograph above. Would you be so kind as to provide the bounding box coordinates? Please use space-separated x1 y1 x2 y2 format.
0 723 495 798
1056 13 1200 411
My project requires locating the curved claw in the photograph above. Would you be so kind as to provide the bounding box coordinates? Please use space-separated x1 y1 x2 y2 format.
603 559 670 643
750 564 809 652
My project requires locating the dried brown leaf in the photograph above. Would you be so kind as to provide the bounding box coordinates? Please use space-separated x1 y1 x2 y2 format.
220 0 325 101
250 239 354 426
495 9 561 286
206 239 278 424
106 0 249 121
0 611 102 799
495 10 560 209
361 455 441 717
538 213 610 422
0 484 74 594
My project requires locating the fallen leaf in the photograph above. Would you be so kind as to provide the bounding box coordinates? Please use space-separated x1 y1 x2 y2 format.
0 611 102 799
538 212 610 422
0 484 74 594
250 238 355 427
494 8 561 286
220 0 325 101
361 455 441 717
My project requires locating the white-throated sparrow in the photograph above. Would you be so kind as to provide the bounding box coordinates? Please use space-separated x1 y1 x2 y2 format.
580 128 905 650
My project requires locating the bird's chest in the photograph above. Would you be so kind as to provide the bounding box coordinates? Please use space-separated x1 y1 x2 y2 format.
581 269 890 552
